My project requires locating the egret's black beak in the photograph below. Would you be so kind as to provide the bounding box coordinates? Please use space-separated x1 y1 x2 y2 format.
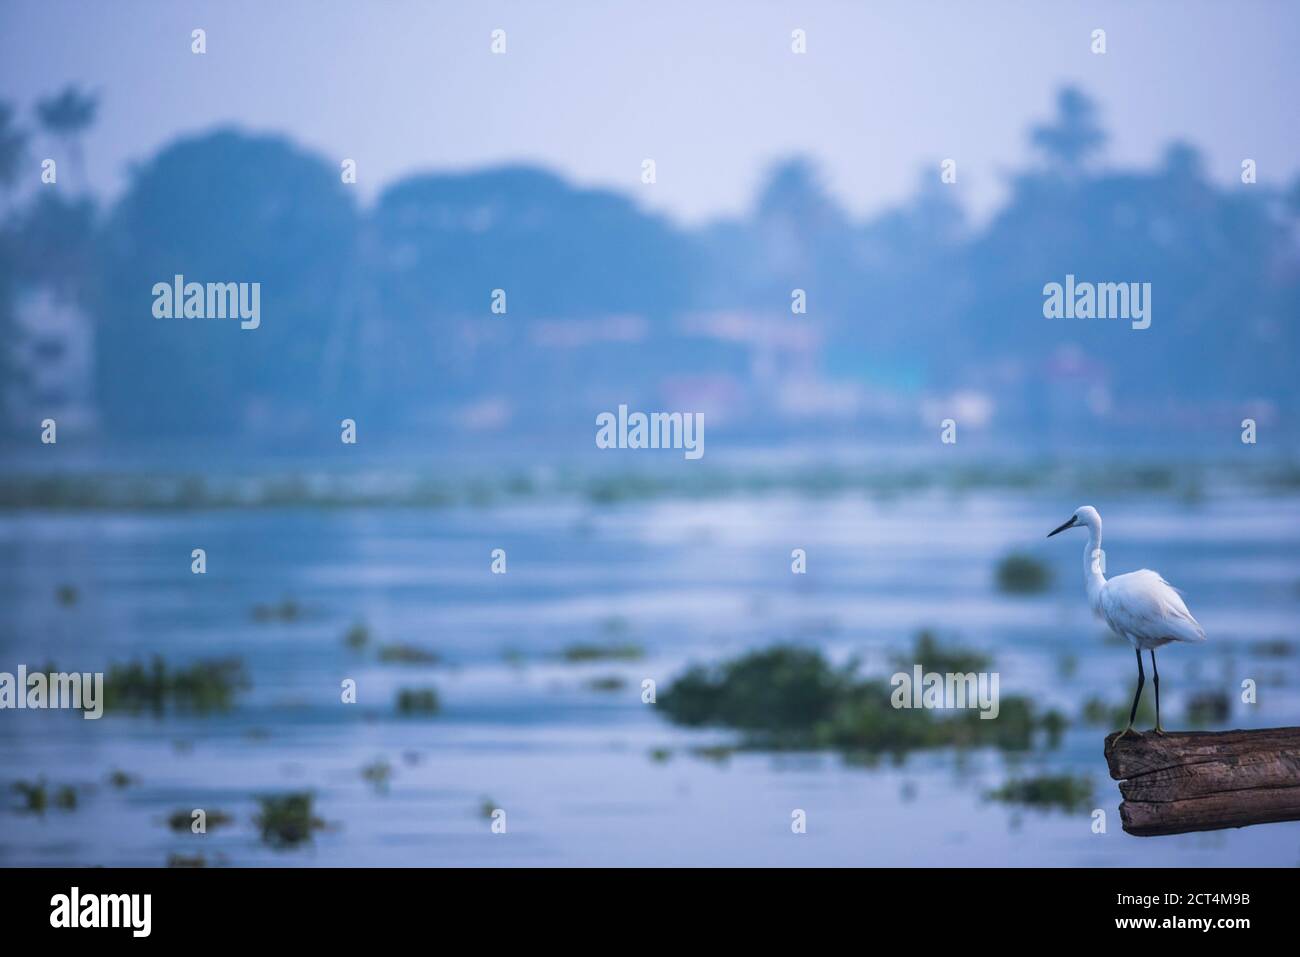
1047 516 1078 538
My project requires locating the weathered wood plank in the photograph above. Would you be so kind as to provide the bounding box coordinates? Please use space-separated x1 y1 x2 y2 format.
1103 727 1300 836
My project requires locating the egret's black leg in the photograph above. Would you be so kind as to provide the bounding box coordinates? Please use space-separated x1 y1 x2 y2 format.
1150 649 1165 735
1117 647 1144 740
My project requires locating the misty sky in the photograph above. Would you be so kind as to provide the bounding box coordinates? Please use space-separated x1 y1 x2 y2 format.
2 0 1298 225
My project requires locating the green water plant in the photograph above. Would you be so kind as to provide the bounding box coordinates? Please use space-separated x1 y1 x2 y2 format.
395 687 440 715
11 779 77 813
255 792 324 848
660 644 1060 755
102 656 249 713
995 553 1052 594
986 774 1094 812
1185 689 1230 725
561 642 644 663
107 769 137 789
891 630 991 674
343 621 371 650
167 809 234 833
377 643 439 664
252 598 301 622
361 759 393 790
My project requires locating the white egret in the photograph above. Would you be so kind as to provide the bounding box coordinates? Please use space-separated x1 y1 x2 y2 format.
1047 505 1205 738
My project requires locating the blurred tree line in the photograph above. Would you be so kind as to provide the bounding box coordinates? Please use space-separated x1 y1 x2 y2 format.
1 86 1296 446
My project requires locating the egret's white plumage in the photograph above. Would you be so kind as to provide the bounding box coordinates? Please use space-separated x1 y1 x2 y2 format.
1098 569 1206 650
1047 504 1205 734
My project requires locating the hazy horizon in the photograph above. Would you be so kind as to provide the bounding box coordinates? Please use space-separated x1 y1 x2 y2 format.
3 0 1299 226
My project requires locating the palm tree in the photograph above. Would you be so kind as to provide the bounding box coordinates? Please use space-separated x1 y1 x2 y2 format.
1030 86 1106 174
35 86 98 185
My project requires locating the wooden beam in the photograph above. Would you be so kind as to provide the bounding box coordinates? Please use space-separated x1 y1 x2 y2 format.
1104 727 1300 836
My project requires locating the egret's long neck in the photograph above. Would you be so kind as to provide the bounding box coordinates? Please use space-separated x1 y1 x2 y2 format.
1083 521 1105 609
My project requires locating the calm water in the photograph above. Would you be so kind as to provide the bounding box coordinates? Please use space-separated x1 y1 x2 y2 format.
2 489 1298 866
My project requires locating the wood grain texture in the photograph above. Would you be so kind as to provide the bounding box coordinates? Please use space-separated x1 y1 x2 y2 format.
1104 727 1300 836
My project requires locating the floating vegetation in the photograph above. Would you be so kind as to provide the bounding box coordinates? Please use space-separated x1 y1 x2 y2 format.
361 759 393 791
11 780 48 813
648 747 673 763
995 553 1052 595
690 745 735 764
343 622 371 650
1080 689 1155 729
659 644 1059 754
560 642 645 663
661 647 840 734
55 584 79 607
1249 639 1295 658
255 792 324 848
1 460 1293 513
107 769 137 789
986 774 1094 812
377 643 440 664
167 854 207 868
478 797 498 819
252 598 301 623
891 630 991 674
1039 710 1068 745
1186 690 1231 725
395 687 440 715
501 647 527 668
102 656 249 713
585 474 665 504
167 809 234 833
584 675 626 692
11 779 77 814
